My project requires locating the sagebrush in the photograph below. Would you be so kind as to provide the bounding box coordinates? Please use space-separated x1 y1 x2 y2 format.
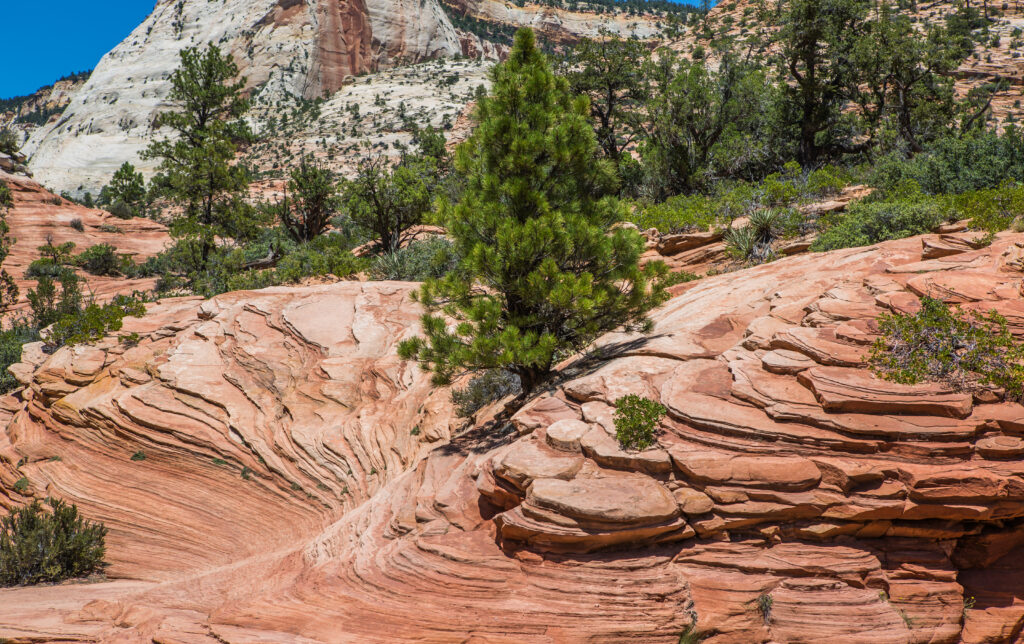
0 498 107 587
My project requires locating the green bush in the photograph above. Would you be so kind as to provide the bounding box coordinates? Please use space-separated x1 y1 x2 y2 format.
25 258 71 279
451 369 521 418
144 231 365 297
805 165 851 196
0 182 12 210
0 498 107 587
74 244 122 276
871 129 1024 196
46 293 147 349
629 194 723 233
948 183 1024 233
869 296 1024 399
368 237 457 281
26 240 76 280
271 234 364 284
0 322 41 393
812 196 945 251
628 168 846 236
613 394 666 450
28 273 83 329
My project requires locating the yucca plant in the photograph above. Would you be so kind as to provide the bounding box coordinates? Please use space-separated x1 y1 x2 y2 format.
0 498 107 587
726 208 791 264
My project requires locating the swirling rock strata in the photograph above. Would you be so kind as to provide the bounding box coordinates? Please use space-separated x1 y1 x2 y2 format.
5 235 1024 641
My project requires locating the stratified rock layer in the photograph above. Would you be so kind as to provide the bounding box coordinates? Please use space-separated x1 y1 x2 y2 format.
5 234 1024 642
0 169 168 312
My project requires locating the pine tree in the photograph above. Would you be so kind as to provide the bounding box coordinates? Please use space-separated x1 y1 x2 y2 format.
99 161 148 219
142 44 253 269
398 29 667 395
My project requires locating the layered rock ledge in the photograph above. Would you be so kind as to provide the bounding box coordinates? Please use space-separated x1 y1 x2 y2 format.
4 234 1024 642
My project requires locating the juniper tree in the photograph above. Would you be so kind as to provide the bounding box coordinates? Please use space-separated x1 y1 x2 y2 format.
341 154 434 254
561 31 650 165
398 28 667 395
142 44 253 268
279 155 337 243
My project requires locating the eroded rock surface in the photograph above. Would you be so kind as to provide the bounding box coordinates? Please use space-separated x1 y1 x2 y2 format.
5 235 1024 642
0 170 168 311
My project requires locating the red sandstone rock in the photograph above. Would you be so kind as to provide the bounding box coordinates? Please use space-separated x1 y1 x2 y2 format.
0 170 168 313
5 234 1024 641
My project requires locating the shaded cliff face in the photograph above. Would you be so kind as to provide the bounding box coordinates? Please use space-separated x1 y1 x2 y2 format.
4 232 1024 641
0 77 90 148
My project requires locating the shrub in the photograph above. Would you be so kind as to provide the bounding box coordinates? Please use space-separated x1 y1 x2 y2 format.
368 237 457 281
25 258 70 279
0 129 18 156
28 272 83 329
662 270 701 287
271 234 364 283
46 293 147 349
0 182 12 210
74 244 122 276
869 296 1024 399
629 194 722 233
804 165 850 197
950 183 1024 233
871 129 1024 196
613 394 666 450
451 369 521 418
69 218 84 232
0 322 41 393
0 498 107 587
812 196 945 251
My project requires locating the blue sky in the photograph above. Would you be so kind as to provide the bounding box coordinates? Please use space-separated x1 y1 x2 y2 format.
1 1 156 99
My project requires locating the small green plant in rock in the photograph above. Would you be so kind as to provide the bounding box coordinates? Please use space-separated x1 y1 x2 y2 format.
677 623 707 644
869 296 1024 399
753 592 773 624
613 394 666 450
12 477 29 494
130 451 146 462
963 595 976 619
0 498 107 587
